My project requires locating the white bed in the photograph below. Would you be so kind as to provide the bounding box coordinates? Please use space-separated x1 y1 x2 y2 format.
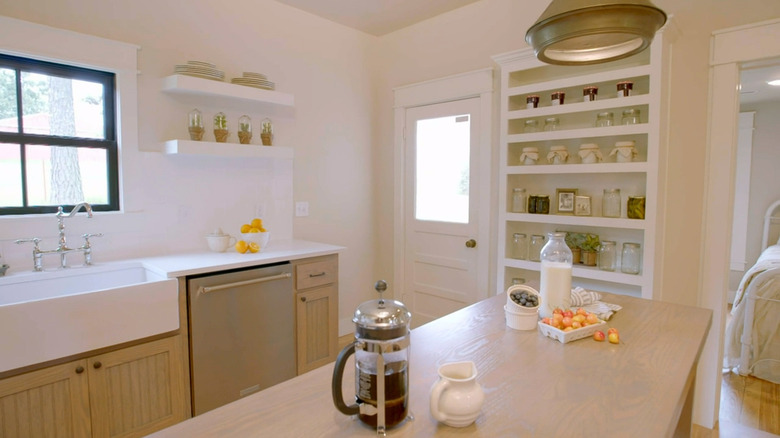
723 200 780 383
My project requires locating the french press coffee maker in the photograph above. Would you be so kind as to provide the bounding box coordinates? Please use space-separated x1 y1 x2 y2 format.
332 280 412 435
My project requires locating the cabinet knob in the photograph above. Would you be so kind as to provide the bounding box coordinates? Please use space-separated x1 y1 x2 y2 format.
465 239 477 248
300 296 307 302
75 366 84 374
93 361 102 369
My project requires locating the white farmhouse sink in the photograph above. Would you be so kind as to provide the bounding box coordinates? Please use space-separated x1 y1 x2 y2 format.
0 262 178 373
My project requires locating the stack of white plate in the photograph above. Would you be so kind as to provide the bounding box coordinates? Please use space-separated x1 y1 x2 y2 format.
230 72 275 90
173 61 225 81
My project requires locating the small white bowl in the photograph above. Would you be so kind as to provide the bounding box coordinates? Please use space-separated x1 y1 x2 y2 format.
241 231 270 249
506 284 541 314
505 305 538 330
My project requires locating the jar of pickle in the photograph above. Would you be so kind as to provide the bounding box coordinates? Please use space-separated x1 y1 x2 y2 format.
627 196 646 219
602 188 621 218
528 195 538 214
529 234 545 262
621 243 641 274
511 233 528 260
536 195 550 214
598 240 617 271
511 188 527 213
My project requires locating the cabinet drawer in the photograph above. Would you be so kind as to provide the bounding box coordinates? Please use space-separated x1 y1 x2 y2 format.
296 259 337 290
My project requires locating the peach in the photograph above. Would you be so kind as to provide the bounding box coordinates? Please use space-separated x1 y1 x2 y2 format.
593 331 606 342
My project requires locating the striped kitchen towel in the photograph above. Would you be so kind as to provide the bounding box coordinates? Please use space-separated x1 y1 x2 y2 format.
570 287 622 320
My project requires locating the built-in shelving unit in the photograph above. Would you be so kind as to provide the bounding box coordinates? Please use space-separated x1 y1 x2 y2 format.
493 29 673 300
160 74 295 157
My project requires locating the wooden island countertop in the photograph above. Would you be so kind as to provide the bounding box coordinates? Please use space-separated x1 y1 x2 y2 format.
149 292 712 437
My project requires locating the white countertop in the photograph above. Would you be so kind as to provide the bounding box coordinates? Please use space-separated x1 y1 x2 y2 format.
139 239 344 277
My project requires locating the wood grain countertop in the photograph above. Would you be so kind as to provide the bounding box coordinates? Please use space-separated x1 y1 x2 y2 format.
148 292 712 437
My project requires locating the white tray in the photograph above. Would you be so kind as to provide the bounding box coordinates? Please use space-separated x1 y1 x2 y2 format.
537 319 607 344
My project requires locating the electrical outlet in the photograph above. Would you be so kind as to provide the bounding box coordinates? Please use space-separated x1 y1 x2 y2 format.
295 201 309 217
255 204 266 218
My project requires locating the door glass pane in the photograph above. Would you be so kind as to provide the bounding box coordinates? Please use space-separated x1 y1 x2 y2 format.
0 68 19 133
25 145 108 206
0 143 22 207
415 114 470 223
21 72 105 139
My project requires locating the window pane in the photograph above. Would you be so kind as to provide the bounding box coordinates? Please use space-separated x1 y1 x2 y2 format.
21 73 105 139
25 145 108 206
0 68 19 133
0 143 22 207
415 114 470 224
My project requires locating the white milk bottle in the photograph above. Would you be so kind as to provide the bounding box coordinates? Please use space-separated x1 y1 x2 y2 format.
539 232 573 318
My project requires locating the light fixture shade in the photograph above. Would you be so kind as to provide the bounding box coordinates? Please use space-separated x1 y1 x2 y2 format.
525 0 667 65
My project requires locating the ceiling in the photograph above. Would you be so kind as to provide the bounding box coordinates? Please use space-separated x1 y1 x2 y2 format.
273 0 482 36
740 60 780 105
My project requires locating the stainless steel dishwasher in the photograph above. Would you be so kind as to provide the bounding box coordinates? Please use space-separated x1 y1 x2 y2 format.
187 262 295 416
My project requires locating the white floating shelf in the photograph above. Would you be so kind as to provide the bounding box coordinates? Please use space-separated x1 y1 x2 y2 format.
505 162 648 175
507 94 650 119
162 75 294 108
504 258 645 286
164 140 293 159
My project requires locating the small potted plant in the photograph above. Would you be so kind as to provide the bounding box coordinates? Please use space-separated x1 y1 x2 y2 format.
260 118 273 146
213 112 228 143
188 109 204 141
238 115 252 145
578 233 601 266
564 232 582 265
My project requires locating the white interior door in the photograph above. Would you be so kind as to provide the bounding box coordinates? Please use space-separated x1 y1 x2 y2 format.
403 97 486 327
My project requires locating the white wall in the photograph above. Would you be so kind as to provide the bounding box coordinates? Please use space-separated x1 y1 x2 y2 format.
0 0 377 327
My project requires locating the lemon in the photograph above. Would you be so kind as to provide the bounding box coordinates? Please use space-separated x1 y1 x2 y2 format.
259 227 267 232
250 218 263 229
235 240 248 254
240 224 251 233
248 227 260 233
248 242 260 253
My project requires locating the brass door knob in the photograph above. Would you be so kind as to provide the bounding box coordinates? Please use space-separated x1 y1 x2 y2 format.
93 361 102 369
75 366 84 374
465 239 477 248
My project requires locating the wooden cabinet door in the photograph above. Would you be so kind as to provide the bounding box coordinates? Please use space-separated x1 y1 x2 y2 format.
0 359 91 438
296 284 338 374
88 336 188 438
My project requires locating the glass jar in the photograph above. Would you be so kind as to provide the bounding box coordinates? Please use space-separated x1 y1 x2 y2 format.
547 145 568 164
598 240 617 271
616 81 633 97
543 117 559 132
526 95 539 109
578 143 603 164
529 234 545 262
551 91 565 106
539 232 573 318
511 277 526 285
523 119 539 133
595 111 614 127
261 118 274 145
621 242 641 274
527 195 538 214
536 195 550 214
511 233 528 260
621 108 640 125
583 86 598 102
511 188 527 213
602 188 621 218
213 112 229 143
520 146 539 165
627 196 646 219
610 140 638 162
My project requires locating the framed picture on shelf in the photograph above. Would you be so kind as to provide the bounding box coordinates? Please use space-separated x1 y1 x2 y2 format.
575 195 592 216
555 189 578 214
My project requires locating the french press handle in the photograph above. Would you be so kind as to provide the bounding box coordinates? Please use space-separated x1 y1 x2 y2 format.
332 341 360 415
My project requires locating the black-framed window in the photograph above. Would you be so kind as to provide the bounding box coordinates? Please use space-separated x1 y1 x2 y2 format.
0 53 119 215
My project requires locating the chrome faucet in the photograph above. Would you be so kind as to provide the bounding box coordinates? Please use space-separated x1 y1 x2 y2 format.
15 202 103 271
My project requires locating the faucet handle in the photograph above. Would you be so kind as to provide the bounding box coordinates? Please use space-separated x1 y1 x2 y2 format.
82 233 103 244
15 237 41 249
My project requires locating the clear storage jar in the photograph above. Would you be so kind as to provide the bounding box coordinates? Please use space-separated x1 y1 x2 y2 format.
621 108 640 125
595 111 614 127
543 117 559 132
598 240 617 271
602 188 621 218
529 234 545 262
523 120 539 133
511 233 528 260
621 242 641 274
511 188 527 213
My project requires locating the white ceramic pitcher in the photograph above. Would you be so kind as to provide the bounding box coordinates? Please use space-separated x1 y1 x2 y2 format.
429 361 484 428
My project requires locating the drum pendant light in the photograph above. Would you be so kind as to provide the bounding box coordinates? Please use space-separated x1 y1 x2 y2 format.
525 0 667 65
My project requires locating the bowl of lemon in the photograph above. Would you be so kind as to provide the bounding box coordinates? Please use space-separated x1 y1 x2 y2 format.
235 218 270 253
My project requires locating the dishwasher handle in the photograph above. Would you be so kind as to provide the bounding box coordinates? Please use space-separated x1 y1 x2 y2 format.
199 272 292 294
